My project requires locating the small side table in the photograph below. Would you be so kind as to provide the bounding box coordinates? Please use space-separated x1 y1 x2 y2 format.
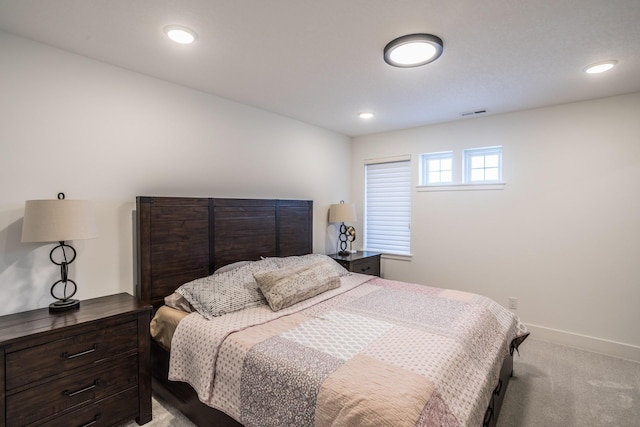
328 251 381 276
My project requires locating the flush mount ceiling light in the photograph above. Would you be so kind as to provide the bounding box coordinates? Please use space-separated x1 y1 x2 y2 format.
384 33 443 68
359 112 374 119
164 25 197 44
584 60 618 74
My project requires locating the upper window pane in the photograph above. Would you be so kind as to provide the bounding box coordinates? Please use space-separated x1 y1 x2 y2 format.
485 155 499 168
471 156 484 169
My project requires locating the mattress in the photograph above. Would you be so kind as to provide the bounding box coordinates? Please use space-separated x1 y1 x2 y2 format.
150 305 189 350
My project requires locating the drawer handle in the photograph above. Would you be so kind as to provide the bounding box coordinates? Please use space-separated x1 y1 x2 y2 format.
61 344 98 359
63 379 102 397
78 413 101 427
360 266 371 272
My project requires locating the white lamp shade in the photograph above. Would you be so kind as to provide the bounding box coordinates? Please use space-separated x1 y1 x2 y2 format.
21 199 98 243
329 202 357 223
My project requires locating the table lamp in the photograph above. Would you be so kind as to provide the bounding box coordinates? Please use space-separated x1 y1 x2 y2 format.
21 193 98 312
329 201 357 256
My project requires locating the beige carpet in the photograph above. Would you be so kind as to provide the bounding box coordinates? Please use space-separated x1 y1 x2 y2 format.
122 339 639 426
497 339 640 427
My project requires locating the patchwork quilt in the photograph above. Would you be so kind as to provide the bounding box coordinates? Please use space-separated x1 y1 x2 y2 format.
169 274 528 426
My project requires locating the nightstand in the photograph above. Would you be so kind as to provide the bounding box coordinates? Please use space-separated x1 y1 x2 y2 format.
0 293 152 427
328 251 381 276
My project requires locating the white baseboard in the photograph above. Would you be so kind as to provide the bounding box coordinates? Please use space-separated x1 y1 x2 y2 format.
525 323 640 363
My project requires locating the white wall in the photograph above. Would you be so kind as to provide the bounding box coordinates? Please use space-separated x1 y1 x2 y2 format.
351 93 640 360
0 31 351 316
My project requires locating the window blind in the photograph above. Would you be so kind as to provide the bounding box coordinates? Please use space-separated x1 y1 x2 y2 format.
364 159 411 255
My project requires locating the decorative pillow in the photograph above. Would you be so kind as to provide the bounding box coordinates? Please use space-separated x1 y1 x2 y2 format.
176 258 279 319
164 292 194 313
253 260 340 311
270 254 350 277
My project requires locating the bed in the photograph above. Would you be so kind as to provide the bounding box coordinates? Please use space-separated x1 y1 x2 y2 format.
135 196 528 427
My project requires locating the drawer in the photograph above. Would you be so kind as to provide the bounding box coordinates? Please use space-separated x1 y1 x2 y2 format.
31 386 139 427
7 354 138 427
5 320 137 390
351 257 380 276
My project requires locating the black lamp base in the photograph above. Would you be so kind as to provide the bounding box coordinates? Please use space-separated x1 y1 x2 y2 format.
49 298 80 313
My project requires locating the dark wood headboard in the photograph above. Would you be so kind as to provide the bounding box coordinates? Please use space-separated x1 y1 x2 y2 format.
136 196 313 308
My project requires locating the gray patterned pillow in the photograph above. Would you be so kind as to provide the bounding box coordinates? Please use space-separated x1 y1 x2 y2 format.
176 258 279 319
269 254 350 277
253 260 340 311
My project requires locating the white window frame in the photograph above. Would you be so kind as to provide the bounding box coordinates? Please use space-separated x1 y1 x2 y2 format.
364 156 412 256
464 146 503 184
419 151 453 185
417 146 505 192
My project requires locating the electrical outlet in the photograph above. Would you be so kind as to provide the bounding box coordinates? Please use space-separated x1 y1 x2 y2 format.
508 297 518 310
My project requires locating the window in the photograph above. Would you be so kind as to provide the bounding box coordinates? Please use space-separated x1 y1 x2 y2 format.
364 157 411 256
464 146 502 183
418 146 504 191
420 151 453 184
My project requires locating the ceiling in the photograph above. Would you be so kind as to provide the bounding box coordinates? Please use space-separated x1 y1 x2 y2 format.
1 0 639 137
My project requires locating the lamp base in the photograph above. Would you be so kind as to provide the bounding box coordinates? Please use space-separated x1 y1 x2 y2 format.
338 250 351 257
49 298 80 313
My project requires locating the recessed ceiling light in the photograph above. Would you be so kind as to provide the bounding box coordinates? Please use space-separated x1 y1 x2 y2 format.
359 112 374 119
584 60 618 74
384 34 443 68
164 25 197 44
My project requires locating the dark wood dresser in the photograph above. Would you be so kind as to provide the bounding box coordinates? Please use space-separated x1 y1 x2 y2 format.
328 251 381 276
0 293 152 427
